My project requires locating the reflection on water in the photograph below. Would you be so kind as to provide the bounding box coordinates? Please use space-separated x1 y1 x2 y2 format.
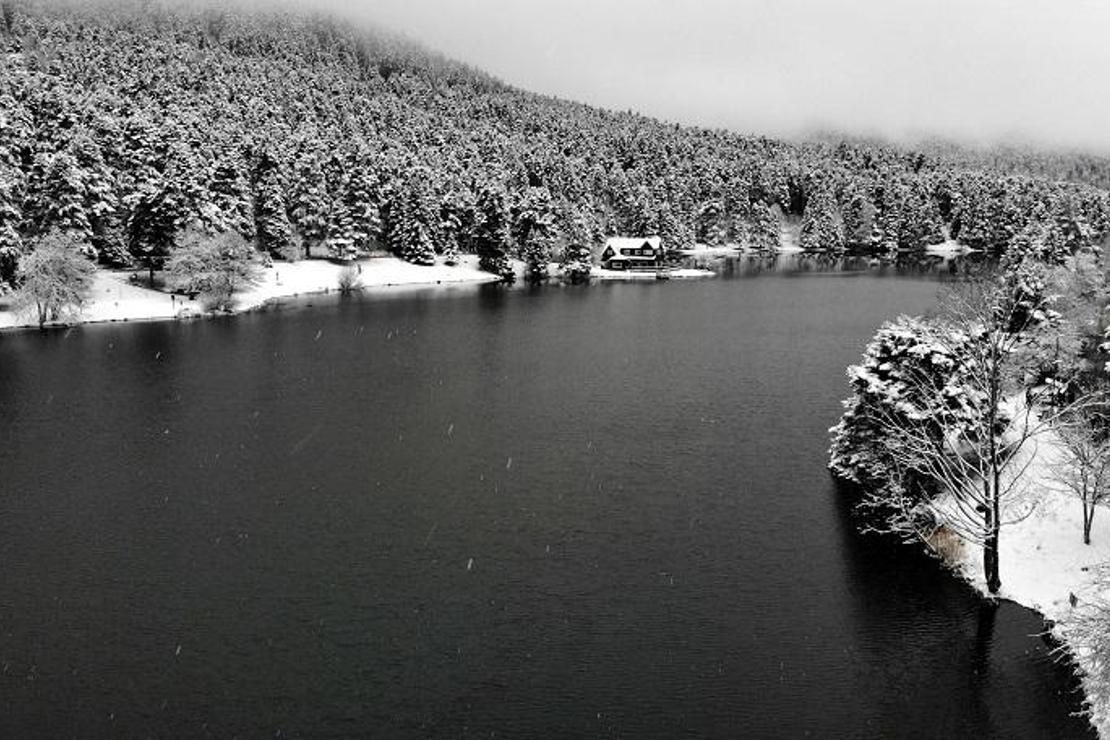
684 250 985 279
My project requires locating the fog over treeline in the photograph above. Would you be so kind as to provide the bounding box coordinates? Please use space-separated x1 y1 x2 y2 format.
296 0 1110 154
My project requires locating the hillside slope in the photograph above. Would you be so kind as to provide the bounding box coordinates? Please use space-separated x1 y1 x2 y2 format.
1 0 1109 285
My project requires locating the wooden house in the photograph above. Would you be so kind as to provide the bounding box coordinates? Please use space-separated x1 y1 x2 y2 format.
599 237 664 270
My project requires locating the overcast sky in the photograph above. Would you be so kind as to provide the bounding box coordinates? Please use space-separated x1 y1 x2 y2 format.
290 0 1110 152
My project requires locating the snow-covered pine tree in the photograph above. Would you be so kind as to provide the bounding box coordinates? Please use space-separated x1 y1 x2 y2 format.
695 199 725 245
344 158 383 252
748 200 781 253
27 151 92 246
254 166 292 257
207 146 255 239
288 153 331 257
799 185 844 253
438 191 465 265
125 169 189 283
512 186 555 282
474 184 513 281
391 168 436 266
0 173 21 288
67 132 123 265
841 187 877 251
558 207 595 283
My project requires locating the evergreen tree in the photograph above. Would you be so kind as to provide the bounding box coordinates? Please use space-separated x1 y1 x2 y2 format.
474 184 513 281
254 167 292 257
344 160 383 251
126 170 187 283
695 199 725 245
800 187 845 253
27 150 92 243
512 186 555 282
288 152 331 257
391 168 437 265
748 200 781 253
841 188 877 250
438 192 465 265
207 147 255 238
0 167 24 288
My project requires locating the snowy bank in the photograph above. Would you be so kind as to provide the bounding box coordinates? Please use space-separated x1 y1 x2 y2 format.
0 255 499 331
589 267 715 281
924 239 980 256
677 244 741 256
946 418 1110 737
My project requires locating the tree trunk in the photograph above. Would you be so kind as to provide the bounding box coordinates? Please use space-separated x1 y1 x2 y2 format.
1084 503 1093 545
985 486 1002 594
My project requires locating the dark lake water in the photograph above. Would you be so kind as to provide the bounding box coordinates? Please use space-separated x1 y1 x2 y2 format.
0 256 1093 738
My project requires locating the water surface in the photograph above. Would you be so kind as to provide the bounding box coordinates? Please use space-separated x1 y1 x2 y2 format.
0 257 1091 738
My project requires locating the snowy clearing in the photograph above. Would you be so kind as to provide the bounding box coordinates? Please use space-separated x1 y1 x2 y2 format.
0 255 499 331
924 239 980 255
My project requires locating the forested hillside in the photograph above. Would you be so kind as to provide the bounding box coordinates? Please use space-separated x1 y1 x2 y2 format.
2 0 1110 287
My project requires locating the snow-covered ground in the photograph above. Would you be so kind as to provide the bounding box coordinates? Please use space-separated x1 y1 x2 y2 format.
235 254 498 311
945 417 1110 737
0 255 499 330
589 266 715 280
925 239 980 255
678 244 742 256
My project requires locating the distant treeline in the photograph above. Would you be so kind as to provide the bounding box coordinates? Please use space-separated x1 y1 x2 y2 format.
2 0 1110 286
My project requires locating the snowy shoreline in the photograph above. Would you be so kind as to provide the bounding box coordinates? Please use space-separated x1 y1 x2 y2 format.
0 254 501 332
943 420 1110 738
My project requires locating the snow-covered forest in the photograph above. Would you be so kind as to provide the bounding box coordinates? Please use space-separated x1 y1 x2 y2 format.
3 0 1110 289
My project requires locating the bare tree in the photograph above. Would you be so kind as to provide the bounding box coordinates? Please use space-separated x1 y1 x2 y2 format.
1052 414 1110 545
165 229 263 312
14 230 96 329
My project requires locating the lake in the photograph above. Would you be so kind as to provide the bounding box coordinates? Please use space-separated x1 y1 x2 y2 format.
0 256 1093 738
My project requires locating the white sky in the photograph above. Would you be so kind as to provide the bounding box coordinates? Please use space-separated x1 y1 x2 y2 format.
289 0 1110 151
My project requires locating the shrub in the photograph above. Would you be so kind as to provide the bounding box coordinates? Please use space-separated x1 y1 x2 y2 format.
337 264 361 294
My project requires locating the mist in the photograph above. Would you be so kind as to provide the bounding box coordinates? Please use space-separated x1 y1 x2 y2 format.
246 0 1109 154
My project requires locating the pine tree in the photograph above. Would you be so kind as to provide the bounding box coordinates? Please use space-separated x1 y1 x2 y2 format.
288 153 331 257
695 199 725 245
68 133 123 265
344 160 383 251
474 184 513 281
512 186 555 282
27 151 92 243
841 188 876 250
207 146 255 238
799 186 845 253
0 165 24 288
748 200 781 253
656 203 692 253
254 167 292 257
438 192 465 265
126 169 187 283
391 168 436 266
